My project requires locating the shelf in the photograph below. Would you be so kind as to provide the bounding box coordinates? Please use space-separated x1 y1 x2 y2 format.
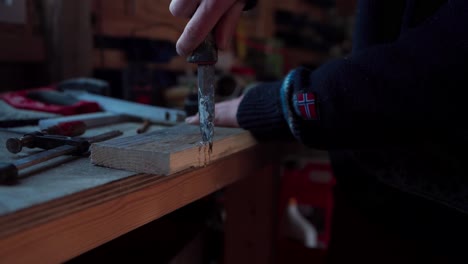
0 34 44 63
283 47 327 69
0 5 44 63
93 49 196 72
94 0 187 42
95 16 182 43
92 0 192 72
274 0 327 22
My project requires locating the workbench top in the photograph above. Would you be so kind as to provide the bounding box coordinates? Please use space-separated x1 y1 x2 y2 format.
0 153 131 215
0 122 167 216
0 114 271 263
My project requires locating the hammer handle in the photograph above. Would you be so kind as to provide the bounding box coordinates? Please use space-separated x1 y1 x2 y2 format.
0 162 18 184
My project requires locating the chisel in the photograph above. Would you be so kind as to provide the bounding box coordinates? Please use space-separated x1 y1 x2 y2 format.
187 33 217 151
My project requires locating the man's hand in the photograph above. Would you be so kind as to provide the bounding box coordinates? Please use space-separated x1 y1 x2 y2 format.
186 96 243 127
170 0 245 56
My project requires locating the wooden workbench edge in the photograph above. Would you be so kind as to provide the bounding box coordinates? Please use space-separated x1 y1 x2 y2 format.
0 145 271 263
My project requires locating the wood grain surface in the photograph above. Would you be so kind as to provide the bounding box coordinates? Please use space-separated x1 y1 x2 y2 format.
91 124 257 175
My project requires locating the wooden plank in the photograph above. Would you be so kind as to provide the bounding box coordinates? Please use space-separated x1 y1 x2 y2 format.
0 145 269 263
91 124 257 175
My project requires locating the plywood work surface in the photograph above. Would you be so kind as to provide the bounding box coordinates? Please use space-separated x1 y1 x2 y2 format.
91 124 257 175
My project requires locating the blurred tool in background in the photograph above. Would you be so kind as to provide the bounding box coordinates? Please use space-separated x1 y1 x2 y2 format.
0 130 123 184
0 78 109 116
6 121 87 154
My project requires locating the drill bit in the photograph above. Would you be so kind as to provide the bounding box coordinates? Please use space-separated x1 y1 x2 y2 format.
188 33 217 151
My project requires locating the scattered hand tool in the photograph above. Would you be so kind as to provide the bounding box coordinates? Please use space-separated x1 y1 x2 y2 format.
63 91 187 125
136 119 151 134
41 121 87 137
0 130 122 184
0 87 101 115
38 91 187 131
187 32 217 151
6 121 87 154
38 112 129 131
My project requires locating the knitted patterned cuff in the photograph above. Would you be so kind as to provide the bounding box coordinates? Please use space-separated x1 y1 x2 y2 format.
237 82 291 140
280 68 320 142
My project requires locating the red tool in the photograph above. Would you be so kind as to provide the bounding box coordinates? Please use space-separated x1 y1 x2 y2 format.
0 87 101 115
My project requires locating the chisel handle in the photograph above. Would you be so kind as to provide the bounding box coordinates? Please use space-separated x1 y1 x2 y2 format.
187 32 218 65
0 162 18 184
45 121 87 137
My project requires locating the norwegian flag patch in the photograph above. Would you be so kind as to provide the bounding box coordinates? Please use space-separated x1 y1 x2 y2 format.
293 92 318 120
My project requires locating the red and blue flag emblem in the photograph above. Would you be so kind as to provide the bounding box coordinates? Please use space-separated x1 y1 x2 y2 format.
293 92 318 120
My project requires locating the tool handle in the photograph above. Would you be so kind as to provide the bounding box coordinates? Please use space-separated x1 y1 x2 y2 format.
187 32 218 64
45 121 87 137
0 162 18 184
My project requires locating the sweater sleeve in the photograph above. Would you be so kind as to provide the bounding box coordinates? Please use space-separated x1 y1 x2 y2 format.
238 0 468 149
352 0 406 53
291 0 468 149
237 82 294 141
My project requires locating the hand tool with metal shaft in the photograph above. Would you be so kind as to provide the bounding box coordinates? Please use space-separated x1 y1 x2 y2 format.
0 130 122 184
187 33 217 151
6 121 87 154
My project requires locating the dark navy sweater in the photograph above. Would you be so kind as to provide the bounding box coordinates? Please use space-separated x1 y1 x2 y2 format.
238 0 468 215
